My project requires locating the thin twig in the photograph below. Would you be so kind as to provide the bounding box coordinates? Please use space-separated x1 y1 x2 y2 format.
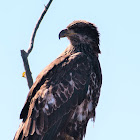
21 0 54 89
27 0 54 56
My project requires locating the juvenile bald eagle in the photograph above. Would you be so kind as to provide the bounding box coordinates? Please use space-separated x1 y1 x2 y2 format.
14 20 102 140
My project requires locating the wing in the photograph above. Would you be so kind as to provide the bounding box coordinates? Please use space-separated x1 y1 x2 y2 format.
14 52 92 140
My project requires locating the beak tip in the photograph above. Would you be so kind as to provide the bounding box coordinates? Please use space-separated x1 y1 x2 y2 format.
59 35 61 40
58 29 68 40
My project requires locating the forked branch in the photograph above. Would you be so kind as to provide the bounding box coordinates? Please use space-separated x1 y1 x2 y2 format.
21 0 53 89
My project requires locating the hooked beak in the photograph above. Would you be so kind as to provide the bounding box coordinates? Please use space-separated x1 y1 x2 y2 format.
59 29 75 39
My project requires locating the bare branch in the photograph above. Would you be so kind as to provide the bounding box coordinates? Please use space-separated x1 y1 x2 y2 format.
27 0 54 56
21 50 33 89
21 0 54 89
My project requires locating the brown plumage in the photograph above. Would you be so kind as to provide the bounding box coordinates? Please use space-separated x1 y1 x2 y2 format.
14 20 102 140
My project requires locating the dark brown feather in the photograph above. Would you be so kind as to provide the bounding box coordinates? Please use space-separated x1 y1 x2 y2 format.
14 20 102 140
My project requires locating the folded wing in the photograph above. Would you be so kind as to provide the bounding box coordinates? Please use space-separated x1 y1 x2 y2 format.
14 52 92 140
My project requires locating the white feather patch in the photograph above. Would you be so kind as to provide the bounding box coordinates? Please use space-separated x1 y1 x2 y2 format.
47 94 56 105
88 101 93 112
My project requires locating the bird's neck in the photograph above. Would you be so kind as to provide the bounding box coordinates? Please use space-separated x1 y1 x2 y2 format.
64 44 99 57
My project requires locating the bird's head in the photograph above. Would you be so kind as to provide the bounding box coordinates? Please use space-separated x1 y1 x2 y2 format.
59 20 100 54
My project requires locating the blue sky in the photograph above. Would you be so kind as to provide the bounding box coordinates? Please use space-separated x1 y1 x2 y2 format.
0 0 140 139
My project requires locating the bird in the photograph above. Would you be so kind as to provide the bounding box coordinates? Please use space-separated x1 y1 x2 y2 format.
14 20 102 140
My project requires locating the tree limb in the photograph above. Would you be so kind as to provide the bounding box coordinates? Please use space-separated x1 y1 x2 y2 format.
21 0 54 89
27 0 54 56
21 50 33 89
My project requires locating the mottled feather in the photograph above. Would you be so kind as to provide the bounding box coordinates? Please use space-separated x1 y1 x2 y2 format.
14 20 102 140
